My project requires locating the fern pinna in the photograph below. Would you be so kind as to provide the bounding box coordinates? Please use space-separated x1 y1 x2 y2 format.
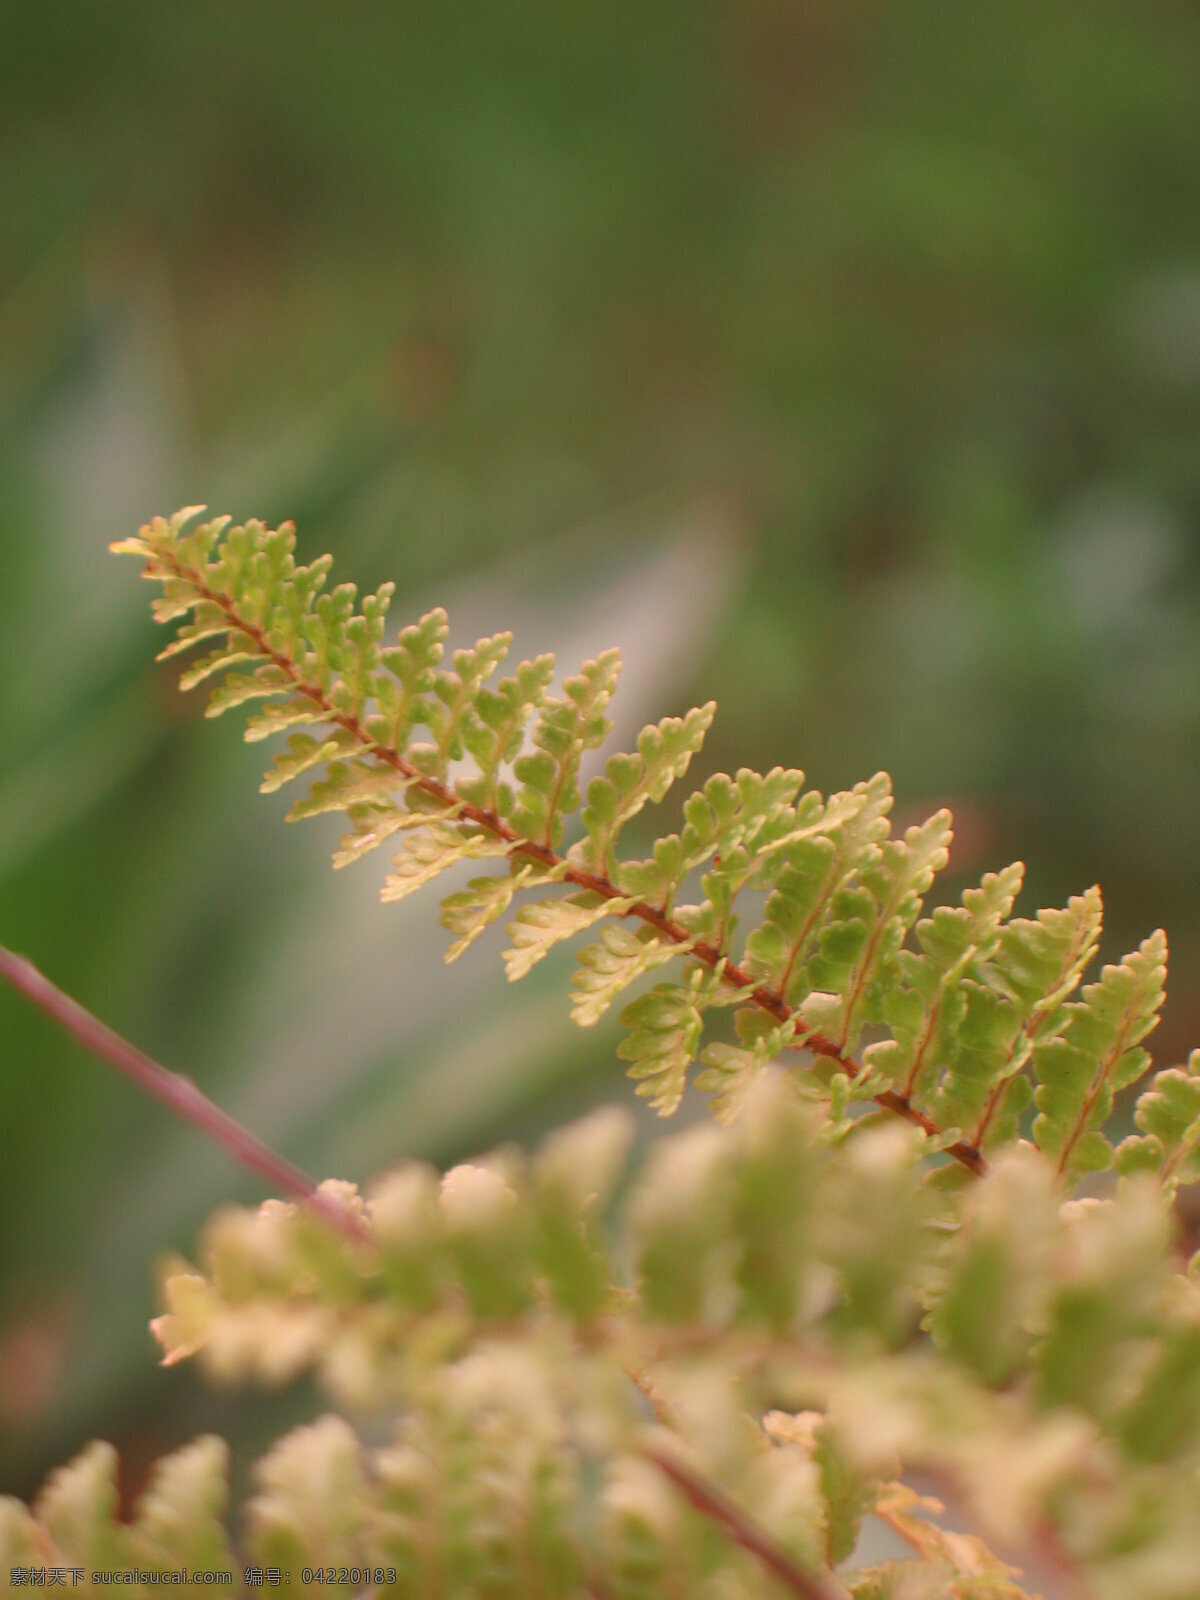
4 505 1200 1599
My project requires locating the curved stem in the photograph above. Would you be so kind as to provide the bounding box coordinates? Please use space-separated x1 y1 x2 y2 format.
0 945 370 1246
642 1443 850 1600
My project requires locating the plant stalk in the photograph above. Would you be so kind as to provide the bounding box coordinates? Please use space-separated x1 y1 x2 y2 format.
0 945 369 1246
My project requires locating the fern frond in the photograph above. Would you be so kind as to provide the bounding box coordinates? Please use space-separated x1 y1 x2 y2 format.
19 502 1200 1599
695 1007 802 1123
10 1436 237 1583
11 1011 1200 1599
113 511 1188 1190
416 629 513 780
131 1437 234 1573
458 652 556 812
42 1080 1200 1595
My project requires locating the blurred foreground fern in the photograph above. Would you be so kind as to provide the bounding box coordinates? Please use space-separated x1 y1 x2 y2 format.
4 507 1200 1597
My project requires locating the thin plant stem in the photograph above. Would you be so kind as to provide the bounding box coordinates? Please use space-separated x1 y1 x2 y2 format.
0 944 369 1246
642 1442 851 1600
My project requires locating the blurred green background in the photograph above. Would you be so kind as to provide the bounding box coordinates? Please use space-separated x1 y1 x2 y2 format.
3 0 1200 1507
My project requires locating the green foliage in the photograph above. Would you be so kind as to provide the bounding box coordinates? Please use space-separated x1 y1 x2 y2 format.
2 1437 236 1585
511 649 623 848
742 774 894 1006
799 809 955 1054
571 923 682 1028
111 509 1182 1175
573 703 716 877
932 886 1105 1153
862 862 1025 1107
1116 1049 1200 1196
618 969 721 1116
9 509 1200 1597
12 1079 1200 1596
1032 929 1168 1175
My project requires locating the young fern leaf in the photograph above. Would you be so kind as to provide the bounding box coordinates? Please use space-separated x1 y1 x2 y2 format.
612 834 689 909
618 967 724 1115
457 652 556 813
12 1434 236 1578
927 983 1029 1156
129 1436 235 1572
616 955 782 1122
671 767 811 950
933 886 1105 1153
691 783 880 962
372 605 450 752
800 811 953 1053
511 649 622 848
413 630 513 781
994 884 1106 1024
862 862 1025 1111
679 766 807 872
332 799 432 869
695 1009 803 1123
244 695 335 741
928 1147 1060 1387
762 1413 878 1571
1033 929 1168 1174
440 863 537 962
743 773 893 1006
260 729 360 794
571 923 683 1026
116 509 1184 1185
382 821 511 903
1115 1049 1200 1196
175 639 266 690
34 1442 124 1569
572 702 716 877
248 1416 366 1572
503 886 630 980
108 512 976 1170
287 758 414 821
